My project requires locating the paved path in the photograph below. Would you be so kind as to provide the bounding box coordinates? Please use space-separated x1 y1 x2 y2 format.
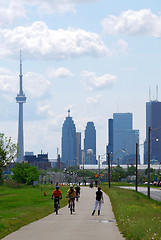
119 186 161 201
2 187 124 240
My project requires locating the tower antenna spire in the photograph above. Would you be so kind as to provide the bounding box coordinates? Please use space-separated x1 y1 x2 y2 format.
149 87 151 102
16 50 27 162
156 84 158 101
19 50 23 94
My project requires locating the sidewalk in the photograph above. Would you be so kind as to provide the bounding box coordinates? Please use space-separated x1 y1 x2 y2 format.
2 187 124 240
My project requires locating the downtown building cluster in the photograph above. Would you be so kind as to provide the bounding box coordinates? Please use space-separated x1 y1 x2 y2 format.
15 55 161 168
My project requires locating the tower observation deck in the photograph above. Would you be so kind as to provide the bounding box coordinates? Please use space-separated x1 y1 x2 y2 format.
16 51 27 162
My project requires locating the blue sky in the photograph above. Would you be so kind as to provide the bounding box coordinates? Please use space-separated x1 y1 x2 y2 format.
0 0 161 163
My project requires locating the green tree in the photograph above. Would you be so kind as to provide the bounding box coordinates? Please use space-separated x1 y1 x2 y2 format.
125 165 136 177
0 133 18 184
12 163 40 185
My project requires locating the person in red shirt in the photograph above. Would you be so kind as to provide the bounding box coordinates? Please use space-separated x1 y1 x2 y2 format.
51 186 62 211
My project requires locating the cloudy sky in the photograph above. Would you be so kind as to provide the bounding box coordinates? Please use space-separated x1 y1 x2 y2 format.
0 0 161 163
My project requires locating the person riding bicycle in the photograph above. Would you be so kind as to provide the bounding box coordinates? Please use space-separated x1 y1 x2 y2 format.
75 184 80 200
51 186 62 211
67 185 76 212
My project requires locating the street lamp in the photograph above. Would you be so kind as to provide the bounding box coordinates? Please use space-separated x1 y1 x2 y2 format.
108 152 111 188
136 143 138 192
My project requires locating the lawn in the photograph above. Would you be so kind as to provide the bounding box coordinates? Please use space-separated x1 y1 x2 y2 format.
0 182 69 239
101 184 161 240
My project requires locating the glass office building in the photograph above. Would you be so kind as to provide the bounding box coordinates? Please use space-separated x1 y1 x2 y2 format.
144 101 161 164
112 113 139 165
61 110 77 167
84 122 96 164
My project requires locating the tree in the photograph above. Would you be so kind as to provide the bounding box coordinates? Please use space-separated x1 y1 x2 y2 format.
12 163 40 185
0 133 18 184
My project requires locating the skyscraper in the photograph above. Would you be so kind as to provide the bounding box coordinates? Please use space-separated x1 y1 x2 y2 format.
112 113 139 165
16 51 26 162
76 132 81 165
144 100 161 164
61 110 77 167
84 122 96 165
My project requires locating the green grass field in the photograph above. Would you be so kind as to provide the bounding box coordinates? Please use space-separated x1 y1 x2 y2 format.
0 182 69 239
101 184 161 240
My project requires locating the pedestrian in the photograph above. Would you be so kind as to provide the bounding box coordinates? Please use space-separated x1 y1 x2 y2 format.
92 186 104 216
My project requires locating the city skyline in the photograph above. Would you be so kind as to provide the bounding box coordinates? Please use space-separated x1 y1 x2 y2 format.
0 1 161 162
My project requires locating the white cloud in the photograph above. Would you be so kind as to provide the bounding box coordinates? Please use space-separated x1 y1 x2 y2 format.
115 39 129 53
81 71 117 91
0 67 51 99
86 95 102 104
23 0 99 14
0 21 110 60
101 9 161 38
0 1 26 26
47 67 74 79
25 72 51 98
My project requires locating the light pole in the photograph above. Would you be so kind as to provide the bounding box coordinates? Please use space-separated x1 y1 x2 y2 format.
148 126 151 199
136 143 138 192
108 152 110 188
98 155 100 184
117 158 120 184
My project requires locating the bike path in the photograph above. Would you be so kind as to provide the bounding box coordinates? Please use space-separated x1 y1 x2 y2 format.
119 186 161 202
2 187 124 240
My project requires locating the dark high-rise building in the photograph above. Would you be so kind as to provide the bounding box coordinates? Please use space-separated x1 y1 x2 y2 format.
144 100 161 164
108 113 139 165
61 110 77 167
76 132 81 165
84 122 96 164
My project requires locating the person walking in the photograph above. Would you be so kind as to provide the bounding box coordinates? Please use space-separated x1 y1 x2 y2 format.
92 186 104 216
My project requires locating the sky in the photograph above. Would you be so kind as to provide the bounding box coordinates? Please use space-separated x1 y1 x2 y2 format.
0 0 161 163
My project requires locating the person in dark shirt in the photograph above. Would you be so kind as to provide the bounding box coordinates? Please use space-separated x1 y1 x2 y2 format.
92 186 104 216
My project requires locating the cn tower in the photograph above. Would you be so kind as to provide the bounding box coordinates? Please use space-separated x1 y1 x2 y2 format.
16 51 27 162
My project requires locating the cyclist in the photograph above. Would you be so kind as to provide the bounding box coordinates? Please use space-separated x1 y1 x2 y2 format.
92 186 104 216
51 186 62 211
75 184 81 201
67 185 76 212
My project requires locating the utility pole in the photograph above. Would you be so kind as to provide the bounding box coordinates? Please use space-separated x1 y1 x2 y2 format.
108 153 110 188
98 155 100 184
136 143 138 192
148 127 151 199
117 158 119 184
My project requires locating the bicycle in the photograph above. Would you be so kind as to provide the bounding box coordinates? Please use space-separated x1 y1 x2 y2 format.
69 197 75 214
52 197 60 215
76 193 80 202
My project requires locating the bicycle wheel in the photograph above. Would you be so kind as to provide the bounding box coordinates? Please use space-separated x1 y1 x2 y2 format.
70 202 73 214
55 201 59 215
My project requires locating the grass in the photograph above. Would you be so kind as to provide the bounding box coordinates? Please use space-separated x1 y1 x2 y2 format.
0 182 69 239
101 184 161 240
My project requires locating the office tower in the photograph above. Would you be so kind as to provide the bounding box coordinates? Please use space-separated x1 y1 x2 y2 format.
107 118 113 163
144 100 161 164
84 122 96 164
61 110 77 167
16 51 26 162
112 113 139 165
76 132 81 165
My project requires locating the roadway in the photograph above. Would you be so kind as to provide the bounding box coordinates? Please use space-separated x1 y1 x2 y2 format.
119 186 161 201
2 187 124 240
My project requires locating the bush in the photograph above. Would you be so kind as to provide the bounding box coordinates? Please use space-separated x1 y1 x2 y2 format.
12 163 40 185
